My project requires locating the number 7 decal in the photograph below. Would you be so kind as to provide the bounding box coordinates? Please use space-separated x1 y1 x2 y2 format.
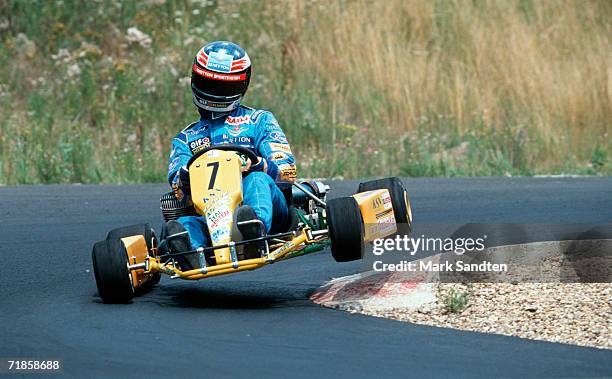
207 161 219 189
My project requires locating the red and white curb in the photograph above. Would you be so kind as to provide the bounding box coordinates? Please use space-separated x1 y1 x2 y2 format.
310 255 442 312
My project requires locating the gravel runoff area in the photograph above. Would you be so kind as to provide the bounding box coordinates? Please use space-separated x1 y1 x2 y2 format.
361 282 611 350
314 240 611 350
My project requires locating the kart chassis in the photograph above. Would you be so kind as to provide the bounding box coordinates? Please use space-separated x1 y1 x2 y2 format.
131 181 330 280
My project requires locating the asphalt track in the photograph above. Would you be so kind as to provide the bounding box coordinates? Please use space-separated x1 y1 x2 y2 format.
1 177 611 378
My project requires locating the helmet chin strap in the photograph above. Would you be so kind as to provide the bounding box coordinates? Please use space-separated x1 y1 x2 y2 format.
193 95 243 120
198 108 231 120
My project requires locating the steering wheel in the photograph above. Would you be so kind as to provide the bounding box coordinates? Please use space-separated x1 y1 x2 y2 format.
186 144 258 169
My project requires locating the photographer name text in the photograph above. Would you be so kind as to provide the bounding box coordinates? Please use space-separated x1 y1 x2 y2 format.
373 260 507 272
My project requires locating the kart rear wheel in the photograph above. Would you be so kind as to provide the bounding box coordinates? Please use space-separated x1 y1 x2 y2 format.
106 223 161 286
326 197 365 262
92 239 134 303
358 177 413 233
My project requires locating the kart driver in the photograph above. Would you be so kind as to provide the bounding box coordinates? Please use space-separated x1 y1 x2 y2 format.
165 41 296 266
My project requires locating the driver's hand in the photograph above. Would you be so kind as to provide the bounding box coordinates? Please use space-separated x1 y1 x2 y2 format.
242 157 267 173
241 158 252 173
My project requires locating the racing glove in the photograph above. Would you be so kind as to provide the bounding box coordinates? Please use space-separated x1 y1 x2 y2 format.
250 157 268 172
241 157 267 174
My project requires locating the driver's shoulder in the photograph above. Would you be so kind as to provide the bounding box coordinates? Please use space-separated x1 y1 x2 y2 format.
174 120 201 145
235 105 275 124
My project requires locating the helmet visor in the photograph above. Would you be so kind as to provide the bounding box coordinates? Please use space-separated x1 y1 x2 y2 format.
191 64 249 98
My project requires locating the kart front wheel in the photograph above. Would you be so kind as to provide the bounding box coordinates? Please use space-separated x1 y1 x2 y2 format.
92 239 134 303
106 223 160 287
107 223 155 250
358 177 412 233
326 197 365 262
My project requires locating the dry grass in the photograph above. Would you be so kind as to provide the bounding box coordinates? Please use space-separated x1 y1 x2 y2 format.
285 0 611 173
0 0 609 184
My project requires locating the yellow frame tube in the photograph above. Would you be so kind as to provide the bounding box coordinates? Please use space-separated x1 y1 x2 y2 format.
146 230 311 280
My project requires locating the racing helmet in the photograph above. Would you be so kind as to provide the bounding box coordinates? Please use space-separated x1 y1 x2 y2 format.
191 41 252 113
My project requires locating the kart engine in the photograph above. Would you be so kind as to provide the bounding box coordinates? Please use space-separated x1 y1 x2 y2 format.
160 191 197 222
291 180 328 208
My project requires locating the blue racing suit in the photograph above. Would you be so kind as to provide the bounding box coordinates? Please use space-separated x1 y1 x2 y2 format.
167 105 296 249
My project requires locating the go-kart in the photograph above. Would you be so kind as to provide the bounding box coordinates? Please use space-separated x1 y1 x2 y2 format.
92 144 413 303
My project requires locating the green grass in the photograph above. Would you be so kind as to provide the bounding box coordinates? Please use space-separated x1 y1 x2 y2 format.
0 0 609 184
442 284 473 314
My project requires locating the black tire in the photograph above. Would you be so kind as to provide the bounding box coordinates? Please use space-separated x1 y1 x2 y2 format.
106 223 161 287
107 223 155 250
326 197 365 262
92 239 134 303
358 177 413 232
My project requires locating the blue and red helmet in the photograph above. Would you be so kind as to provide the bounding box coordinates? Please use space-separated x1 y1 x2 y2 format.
191 41 252 113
